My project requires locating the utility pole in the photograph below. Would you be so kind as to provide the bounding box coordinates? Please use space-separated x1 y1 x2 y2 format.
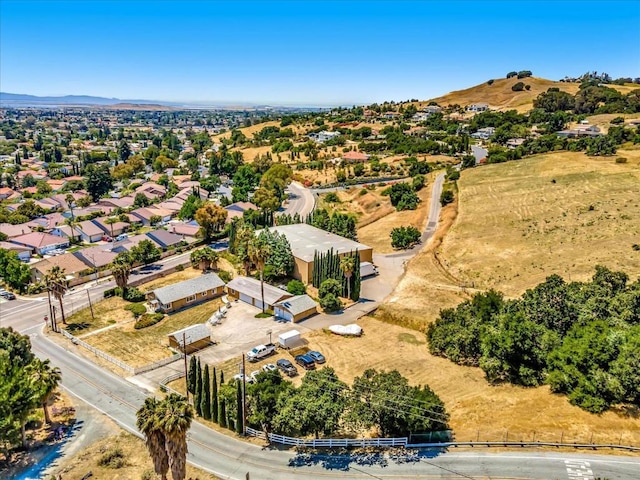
86 289 95 319
46 288 55 331
241 353 247 436
183 332 189 403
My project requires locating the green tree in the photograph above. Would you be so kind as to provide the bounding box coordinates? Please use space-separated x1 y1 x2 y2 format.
134 192 151 208
211 367 219 423
194 358 202 416
131 239 161 265
195 203 228 241
440 189 454 206
178 194 203 220
44 266 68 325
258 229 294 279
136 397 170 480
29 358 61 425
110 252 133 295
248 236 272 313
159 393 194 480
118 140 131 162
287 279 306 295
187 356 197 395
340 256 356 300
349 369 449 436
390 226 421 249
274 368 347 438
84 164 113 200
247 370 292 433
201 365 211 420
0 249 31 291
252 186 281 212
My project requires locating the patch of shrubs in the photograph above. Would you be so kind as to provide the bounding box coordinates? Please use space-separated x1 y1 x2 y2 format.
217 270 233 283
318 278 343 312
615 157 628 164
440 189 454 206
324 192 340 203
287 279 306 295
390 226 421 249
103 286 145 302
98 447 127 469
512 81 525 92
385 182 420 211
134 313 165 330
124 302 146 318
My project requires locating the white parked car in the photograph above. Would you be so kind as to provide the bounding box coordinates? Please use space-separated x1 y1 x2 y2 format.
262 363 277 373
232 373 254 384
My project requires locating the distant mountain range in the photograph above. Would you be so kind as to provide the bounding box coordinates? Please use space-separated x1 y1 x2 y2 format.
0 92 332 110
0 92 181 107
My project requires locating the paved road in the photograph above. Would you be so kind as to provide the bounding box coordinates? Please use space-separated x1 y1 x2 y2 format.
0 249 194 334
29 330 640 480
387 172 445 259
282 181 315 218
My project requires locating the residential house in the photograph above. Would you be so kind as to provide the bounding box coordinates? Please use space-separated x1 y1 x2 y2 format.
31 253 92 285
167 324 212 354
76 220 105 243
471 127 496 140
98 196 135 209
342 151 370 163
0 187 18 200
27 213 67 232
51 225 83 242
73 245 118 269
423 105 442 114
168 222 200 238
0 241 31 261
92 217 129 237
308 130 341 144
273 295 318 323
557 125 603 138
148 273 225 313
135 182 166 200
145 229 187 250
0 223 31 239
383 111 400 119
224 201 258 223
131 206 173 226
466 103 489 112
506 138 526 149
10 231 69 255
225 276 292 311
265 224 373 284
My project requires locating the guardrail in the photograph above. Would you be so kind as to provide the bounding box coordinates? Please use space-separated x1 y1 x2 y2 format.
407 441 640 452
60 329 135 374
246 428 407 448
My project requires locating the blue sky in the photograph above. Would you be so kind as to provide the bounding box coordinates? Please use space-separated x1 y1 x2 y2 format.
1 1 639 105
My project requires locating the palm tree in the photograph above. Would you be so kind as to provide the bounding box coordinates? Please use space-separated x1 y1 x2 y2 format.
110 252 132 296
65 193 76 222
104 216 118 239
44 265 68 325
29 358 62 425
190 247 220 272
340 255 356 300
159 393 194 480
136 397 170 480
248 237 271 313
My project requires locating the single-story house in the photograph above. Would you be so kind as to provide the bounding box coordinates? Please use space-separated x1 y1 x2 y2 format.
51 225 83 242
31 253 92 284
263 224 373 284
92 217 129 237
131 207 173 226
73 246 118 269
0 222 31 239
98 196 135 209
168 324 212 354
467 103 489 112
224 201 257 223
148 273 225 313
0 241 31 261
168 222 200 238
10 231 70 255
342 151 370 163
77 220 105 243
225 276 291 311
273 294 318 323
27 212 67 231
145 229 187 249
0 187 18 200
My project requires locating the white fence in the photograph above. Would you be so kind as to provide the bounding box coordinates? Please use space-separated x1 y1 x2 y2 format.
62 329 182 376
246 428 407 448
61 329 135 374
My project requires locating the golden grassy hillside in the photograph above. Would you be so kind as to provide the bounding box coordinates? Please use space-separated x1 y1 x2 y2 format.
427 77 638 113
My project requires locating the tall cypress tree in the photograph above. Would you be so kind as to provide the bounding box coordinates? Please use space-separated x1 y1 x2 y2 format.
220 398 227 428
202 365 211 420
211 367 218 423
220 370 225 384
235 381 243 434
188 356 197 394
195 358 202 416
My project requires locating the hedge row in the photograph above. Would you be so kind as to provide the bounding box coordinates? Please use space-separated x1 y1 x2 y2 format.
134 313 165 329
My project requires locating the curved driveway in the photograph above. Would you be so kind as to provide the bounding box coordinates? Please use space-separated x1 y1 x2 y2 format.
30 331 640 480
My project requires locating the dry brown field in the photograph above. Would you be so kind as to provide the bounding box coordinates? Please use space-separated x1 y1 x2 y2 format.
439 148 640 297
192 317 640 446
51 431 219 480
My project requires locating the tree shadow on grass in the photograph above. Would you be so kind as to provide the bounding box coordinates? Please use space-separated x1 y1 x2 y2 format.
66 322 91 333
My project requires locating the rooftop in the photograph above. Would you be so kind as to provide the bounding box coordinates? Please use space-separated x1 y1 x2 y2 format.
168 323 211 346
152 273 225 305
274 294 317 315
265 224 371 262
225 276 291 306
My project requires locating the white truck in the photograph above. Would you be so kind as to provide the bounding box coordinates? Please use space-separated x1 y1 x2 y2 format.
360 262 379 278
247 343 276 362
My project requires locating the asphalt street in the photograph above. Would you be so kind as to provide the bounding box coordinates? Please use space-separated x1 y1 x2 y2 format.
30 329 640 480
282 181 315 218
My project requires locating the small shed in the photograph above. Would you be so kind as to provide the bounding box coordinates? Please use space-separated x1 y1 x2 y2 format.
278 329 302 349
168 324 211 354
273 294 318 322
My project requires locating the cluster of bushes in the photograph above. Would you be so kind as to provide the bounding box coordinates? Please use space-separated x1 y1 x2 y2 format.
390 226 421 249
103 286 146 302
124 302 146 318
383 182 421 211
134 313 165 329
427 266 640 413
534 84 640 114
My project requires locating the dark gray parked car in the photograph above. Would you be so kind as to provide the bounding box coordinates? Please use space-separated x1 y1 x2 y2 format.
276 358 298 377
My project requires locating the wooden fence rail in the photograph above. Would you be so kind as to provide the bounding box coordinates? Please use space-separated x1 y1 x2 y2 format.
246 428 407 448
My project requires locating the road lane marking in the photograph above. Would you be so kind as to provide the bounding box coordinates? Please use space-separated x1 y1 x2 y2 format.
565 460 594 480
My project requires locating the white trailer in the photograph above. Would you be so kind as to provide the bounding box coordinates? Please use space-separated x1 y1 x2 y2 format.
360 262 378 278
278 329 301 349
